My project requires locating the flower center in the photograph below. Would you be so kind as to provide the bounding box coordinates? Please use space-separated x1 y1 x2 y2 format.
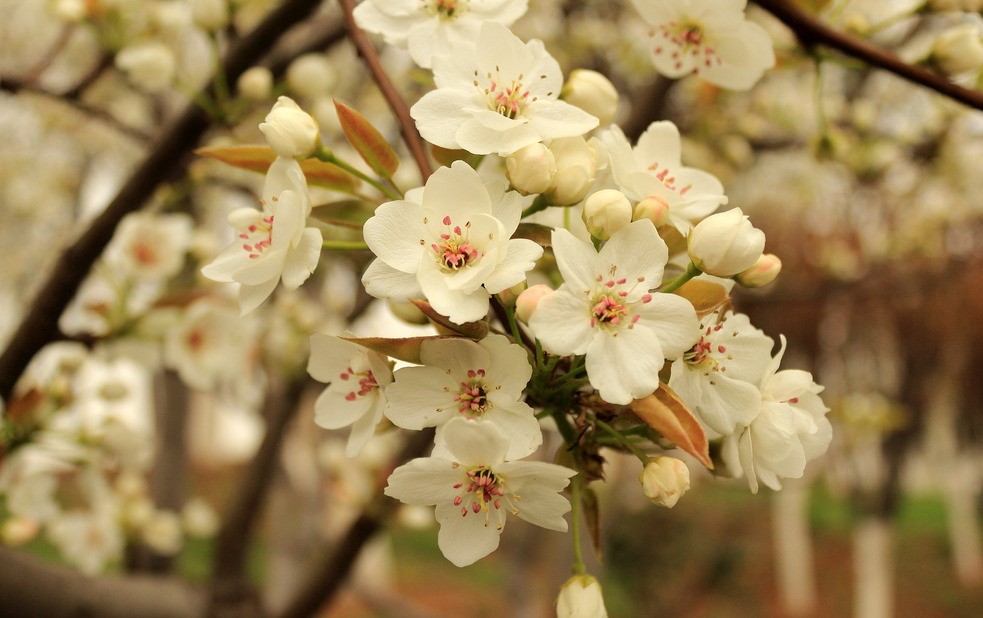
131 241 159 266
450 464 520 525
487 78 530 119
338 366 379 401
649 19 722 73
427 0 465 18
588 271 652 330
454 369 489 417
238 214 274 260
431 215 480 271
684 323 728 372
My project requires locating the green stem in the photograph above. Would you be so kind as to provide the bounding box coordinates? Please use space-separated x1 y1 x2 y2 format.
570 474 587 575
322 240 370 251
314 149 402 200
660 261 701 293
595 418 649 464
503 303 525 350
520 194 549 219
550 408 577 445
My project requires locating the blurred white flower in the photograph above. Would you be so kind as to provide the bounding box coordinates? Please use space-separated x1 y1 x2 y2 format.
164 298 257 391
115 42 176 93
48 508 124 576
106 212 194 281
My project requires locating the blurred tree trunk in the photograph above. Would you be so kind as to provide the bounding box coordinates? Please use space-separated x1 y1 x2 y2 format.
772 482 818 617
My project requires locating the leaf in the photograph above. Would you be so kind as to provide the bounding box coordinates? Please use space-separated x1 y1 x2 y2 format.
334 100 400 178
309 199 371 229
410 299 488 339
195 145 361 193
342 335 464 364
629 384 713 469
513 223 552 246
673 280 731 318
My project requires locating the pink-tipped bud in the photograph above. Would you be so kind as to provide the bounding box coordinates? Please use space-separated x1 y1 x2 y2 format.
735 253 782 288
639 456 690 508
515 284 554 323
633 195 670 228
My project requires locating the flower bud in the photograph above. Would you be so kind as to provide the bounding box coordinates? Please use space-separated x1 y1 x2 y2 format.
191 0 229 31
1 517 39 546
688 208 766 277
259 96 321 159
583 189 632 240
734 253 782 288
182 498 219 537
932 24 983 75
633 195 670 228
115 42 176 93
639 456 690 508
142 510 183 556
286 54 337 99
547 137 598 206
237 66 272 101
556 574 608 618
561 69 619 126
53 0 87 22
506 143 556 195
515 284 554 323
496 281 527 308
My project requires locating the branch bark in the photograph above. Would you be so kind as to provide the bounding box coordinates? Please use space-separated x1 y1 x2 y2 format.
0 0 325 403
754 0 983 110
0 546 204 618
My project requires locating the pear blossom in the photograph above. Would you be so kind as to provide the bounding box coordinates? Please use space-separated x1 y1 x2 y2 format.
668 310 773 436
639 456 690 508
529 220 700 405
307 334 393 457
201 157 322 314
411 22 598 156
361 160 542 324
164 298 258 391
385 335 541 460
688 207 766 277
259 96 321 159
47 507 124 576
562 69 619 126
354 0 529 69
631 0 776 90
557 574 609 618
723 337 832 493
598 122 726 235
106 212 194 281
546 136 599 206
384 418 575 567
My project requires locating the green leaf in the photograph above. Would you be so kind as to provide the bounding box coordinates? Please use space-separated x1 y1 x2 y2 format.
195 145 361 193
334 100 400 178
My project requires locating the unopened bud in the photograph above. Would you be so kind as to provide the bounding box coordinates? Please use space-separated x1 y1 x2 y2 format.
142 510 183 556
688 208 765 277
546 137 598 206
115 42 176 93
259 96 321 158
506 143 556 195
639 456 690 508
932 24 983 75
735 253 782 288
237 66 273 101
556 574 608 618
496 281 527 308
633 195 670 228
182 498 219 537
52 0 87 22
583 190 632 240
286 54 337 99
561 69 619 126
191 0 229 31
515 284 554 323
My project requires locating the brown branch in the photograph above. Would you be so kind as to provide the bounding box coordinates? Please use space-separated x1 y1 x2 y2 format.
337 0 434 182
278 428 436 618
209 377 306 614
0 546 204 618
23 24 75 82
61 53 114 100
0 0 326 403
754 0 983 110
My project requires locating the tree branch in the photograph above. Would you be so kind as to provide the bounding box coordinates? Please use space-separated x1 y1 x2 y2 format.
0 546 204 618
336 0 434 182
278 428 436 618
0 0 326 403
754 0 983 110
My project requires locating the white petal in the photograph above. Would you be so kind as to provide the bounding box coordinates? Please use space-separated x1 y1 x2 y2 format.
313 386 374 430
411 89 476 150
384 366 458 429
526 99 599 140
440 417 508 466
479 335 532 398
420 337 489 373
362 200 427 274
417 258 491 324
361 258 423 301
634 293 700 360
435 501 503 567
585 327 665 405
238 277 278 315
481 239 543 294
281 228 321 289
597 219 668 289
307 334 361 382
385 457 463 505
528 287 593 356
550 227 599 292
486 399 542 460
455 117 541 156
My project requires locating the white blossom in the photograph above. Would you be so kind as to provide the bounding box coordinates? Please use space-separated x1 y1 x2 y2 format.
529 220 699 405
411 22 598 156
688 207 766 277
384 418 575 567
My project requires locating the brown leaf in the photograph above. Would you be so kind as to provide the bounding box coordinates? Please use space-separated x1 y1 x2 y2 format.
513 223 552 247
334 100 399 178
195 145 361 193
629 384 713 469
409 299 488 339
341 335 466 364
673 279 731 318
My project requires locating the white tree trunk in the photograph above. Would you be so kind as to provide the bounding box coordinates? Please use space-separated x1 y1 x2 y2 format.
853 517 893 618
772 482 817 617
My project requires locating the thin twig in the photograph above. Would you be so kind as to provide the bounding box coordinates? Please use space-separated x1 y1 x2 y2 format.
754 0 983 110
336 0 434 181
0 0 326 402
23 24 75 82
61 54 113 100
